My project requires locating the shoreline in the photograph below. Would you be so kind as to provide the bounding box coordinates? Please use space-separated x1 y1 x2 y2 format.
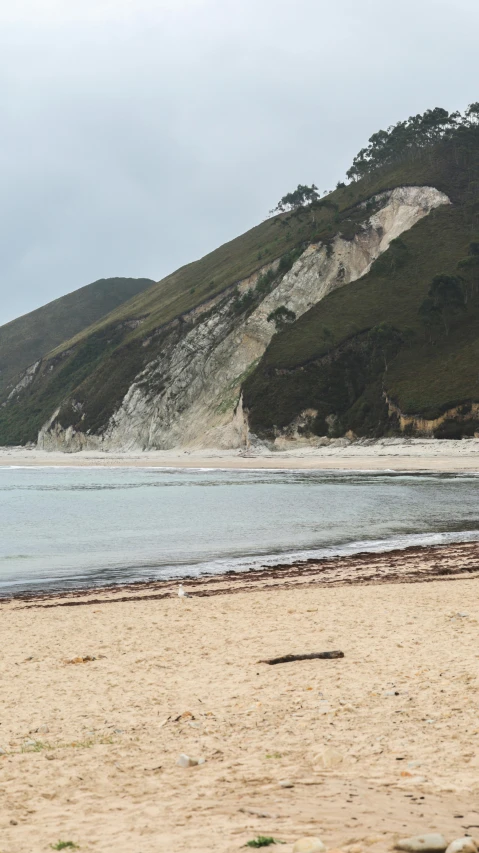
1 438 479 473
5 539 479 607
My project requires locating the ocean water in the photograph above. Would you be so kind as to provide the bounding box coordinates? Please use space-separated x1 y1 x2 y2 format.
0 466 478 595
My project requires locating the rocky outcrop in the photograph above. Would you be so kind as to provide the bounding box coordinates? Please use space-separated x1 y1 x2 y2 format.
386 397 479 437
38 186 449 451
4 361 40 403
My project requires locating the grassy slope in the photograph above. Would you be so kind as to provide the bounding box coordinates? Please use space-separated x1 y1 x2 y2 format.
49 146 464 356
0 186 390 445
48 213 328 355
244 135 479 436
0 277 154 399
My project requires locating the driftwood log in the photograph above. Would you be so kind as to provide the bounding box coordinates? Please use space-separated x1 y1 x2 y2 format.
259 651 344 665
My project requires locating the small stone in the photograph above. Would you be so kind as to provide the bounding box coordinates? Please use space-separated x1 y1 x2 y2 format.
177 753 196 767
293 838 326 853
446 839 478 853
10 819 18 826
395 834 448 853
176 753 204 768
45 754 56 760
0 747 6 755
64 655 96 664
279 779 294 788
23 739 36 748
313 746 343 769
36 725 49 734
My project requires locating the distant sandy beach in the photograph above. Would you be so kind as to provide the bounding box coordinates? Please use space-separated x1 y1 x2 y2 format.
1 437 479 472
2 541 479 852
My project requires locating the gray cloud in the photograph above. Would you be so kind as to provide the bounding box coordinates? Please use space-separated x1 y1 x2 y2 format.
1 0 478 324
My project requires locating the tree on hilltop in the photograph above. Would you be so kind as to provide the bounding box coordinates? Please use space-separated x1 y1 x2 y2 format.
346 103 479 182
270 184 320 215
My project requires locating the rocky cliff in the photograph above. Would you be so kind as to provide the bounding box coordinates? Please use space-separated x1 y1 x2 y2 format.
37 186 448 451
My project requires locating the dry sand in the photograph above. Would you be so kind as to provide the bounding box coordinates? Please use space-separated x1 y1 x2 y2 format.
2 543 479 852
1 437 479 472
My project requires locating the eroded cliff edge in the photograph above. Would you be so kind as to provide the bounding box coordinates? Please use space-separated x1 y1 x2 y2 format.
34 186 449 451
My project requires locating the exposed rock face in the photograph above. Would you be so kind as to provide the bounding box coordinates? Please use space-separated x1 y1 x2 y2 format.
5 361 40 402
386 397 479 437
38 186 449 452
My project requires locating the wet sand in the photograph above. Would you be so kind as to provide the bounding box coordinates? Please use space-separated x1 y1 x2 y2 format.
1 542 479 852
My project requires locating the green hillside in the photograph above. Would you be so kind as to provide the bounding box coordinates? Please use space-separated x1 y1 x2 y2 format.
0 170 415 445
244 119 479 439
1 104 479 446
0 277 154 400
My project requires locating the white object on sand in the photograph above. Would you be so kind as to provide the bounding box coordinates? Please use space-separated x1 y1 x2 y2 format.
446 841 478 853
178 584 191 599
292 839 325 853
176 753 205 767
395 835 448 853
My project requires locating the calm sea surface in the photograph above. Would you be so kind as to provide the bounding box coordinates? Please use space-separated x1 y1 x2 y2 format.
0 466 478 595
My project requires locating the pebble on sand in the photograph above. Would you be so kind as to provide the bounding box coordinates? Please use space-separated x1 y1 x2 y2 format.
446 840 478 853
395 834 448 853
292 838 326 853
176 753 205 768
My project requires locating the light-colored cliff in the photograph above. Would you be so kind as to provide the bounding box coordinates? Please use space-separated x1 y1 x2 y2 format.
38 186 449 452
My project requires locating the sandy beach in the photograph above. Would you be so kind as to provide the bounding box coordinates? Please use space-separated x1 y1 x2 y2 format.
2 542 479 852
1 438 479 473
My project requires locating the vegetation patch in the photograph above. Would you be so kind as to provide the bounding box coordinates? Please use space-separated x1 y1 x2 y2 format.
245 116 479 437
0 277 153 400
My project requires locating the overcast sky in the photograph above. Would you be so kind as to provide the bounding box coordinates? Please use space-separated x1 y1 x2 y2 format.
1 0 478 325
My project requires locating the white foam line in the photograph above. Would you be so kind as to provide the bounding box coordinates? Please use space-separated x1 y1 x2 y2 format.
2 527 478 595
2 464 479 477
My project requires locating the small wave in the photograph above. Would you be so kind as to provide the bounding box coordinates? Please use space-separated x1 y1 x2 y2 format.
1 527 478 597
136 527 479 581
